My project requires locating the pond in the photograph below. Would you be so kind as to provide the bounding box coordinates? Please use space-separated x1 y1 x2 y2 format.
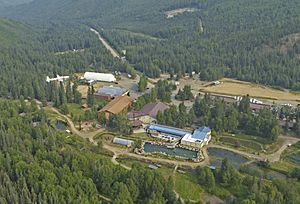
208 148 248 168
56 120 67 130
143 143 197 159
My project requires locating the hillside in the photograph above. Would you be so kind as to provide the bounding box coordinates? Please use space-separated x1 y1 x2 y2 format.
0 18 31 47
2 0 202 37
2 0 300 89
0 0 33 8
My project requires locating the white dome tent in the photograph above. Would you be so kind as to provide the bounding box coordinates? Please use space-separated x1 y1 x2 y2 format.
83 72 116 82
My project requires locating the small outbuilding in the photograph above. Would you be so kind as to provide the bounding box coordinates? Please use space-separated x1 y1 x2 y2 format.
113 137 134 147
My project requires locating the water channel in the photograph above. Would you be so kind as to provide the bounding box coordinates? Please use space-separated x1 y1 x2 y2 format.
208 147 248 168
143 142 197 159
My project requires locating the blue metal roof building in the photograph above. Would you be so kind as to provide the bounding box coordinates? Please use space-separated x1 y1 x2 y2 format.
146 124 192 136
192 127 211 141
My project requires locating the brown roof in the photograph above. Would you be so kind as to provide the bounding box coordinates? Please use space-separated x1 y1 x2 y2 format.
250 103 272 110
131 119 143 127
128 111 145 119
100 96 132 114
140 102 169 118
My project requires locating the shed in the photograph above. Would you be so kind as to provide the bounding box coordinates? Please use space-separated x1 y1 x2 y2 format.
113 137 134 147
84 72 116 82
148 165 158 170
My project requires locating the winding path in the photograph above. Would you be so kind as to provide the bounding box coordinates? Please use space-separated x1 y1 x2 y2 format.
46 106 300 168
46 107 104 143
208 135 300 162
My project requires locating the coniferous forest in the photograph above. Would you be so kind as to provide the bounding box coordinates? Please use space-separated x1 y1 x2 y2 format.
1 0 300 203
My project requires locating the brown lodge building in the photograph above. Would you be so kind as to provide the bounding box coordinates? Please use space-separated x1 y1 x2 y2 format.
98 95 133 120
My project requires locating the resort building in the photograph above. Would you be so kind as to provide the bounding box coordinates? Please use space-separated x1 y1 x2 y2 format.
145 124 191 137
145 124 192 143
128 102 170 124
145 124 211 148
95 86 129 100
181 127 211 148
98 95 133 120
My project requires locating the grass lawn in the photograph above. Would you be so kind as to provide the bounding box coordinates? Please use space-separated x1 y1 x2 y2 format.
221 132 285 154
67 103 85 118
174 173 203 202
219 136 263 151
222 132 269 144
94 132 115 141
269 160 297 174
263 138 285 154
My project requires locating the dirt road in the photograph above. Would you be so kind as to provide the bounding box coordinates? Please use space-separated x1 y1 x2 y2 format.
90 28 120 58
46 107 104 143
46 106 300 167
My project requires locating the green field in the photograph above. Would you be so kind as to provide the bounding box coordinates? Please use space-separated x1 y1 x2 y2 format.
67 103 85 118
174 173 203 202
219 136 263 151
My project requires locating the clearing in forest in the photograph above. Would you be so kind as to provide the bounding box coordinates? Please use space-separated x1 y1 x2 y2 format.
165 8 197 18
201 78 300 103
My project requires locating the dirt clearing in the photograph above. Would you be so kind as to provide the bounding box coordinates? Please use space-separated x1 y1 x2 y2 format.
201 78 300 103
165 8 197 18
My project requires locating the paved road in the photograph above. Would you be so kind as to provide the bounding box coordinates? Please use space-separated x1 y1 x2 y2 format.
90 28 120 58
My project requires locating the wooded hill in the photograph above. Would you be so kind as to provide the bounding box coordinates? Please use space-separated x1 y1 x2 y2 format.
3 0 300 89
0 0 33 8
0 17 136 100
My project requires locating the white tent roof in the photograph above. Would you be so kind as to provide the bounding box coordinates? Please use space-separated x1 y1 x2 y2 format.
84 72 116 82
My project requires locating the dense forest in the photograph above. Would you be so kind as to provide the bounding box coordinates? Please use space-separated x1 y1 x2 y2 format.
157 94 280 141
196 159 300 203
0 0 300 202
0 18 136 100
0 99 179 203
1 0 300 90
0 0 33 8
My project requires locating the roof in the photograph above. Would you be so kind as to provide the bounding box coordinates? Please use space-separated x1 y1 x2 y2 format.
113 137 134 146
192 127 211 141
181 126 211 143
146 124 192 136
84 72 116 82
148 165 158 170
250 103 272 110
131 119 143 127
97 86 128 97
140 102 170 118
100 96 132 114
128 111 145 119
128 102 170 119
